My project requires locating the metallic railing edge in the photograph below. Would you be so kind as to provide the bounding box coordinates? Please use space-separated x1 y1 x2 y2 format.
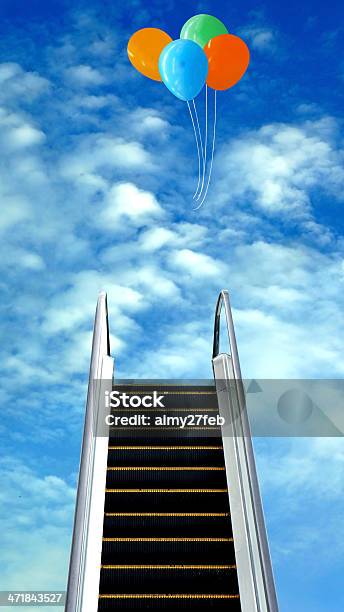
65 292 113 612
212 290 279 612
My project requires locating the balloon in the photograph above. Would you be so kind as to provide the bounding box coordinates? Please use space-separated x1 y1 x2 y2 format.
127 28 173 81
159 39 208 101
204 34 250 90
180 14 228 49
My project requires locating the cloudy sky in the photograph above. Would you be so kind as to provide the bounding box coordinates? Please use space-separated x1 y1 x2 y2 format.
0 0 343 610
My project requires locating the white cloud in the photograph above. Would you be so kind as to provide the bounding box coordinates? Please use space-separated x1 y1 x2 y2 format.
216 117 344 215
131 321 211 379
121 264 181 300
60 135 152 188
225 240 344 377
0 196 31 231
7 124 45 148
0 108 46 149
258 438 344 499
89 36 115 56
139 223 208 252
0 456 73 591
130 108 170 135
107 235 344 380
0 63 20 81
42 270 143 336
241 26 276 50
99 182 163 229
3 354 57 384
169 248 225 278
0 248 45 270
65 64 107 86
140 226 176 251
172 223 208 247
72 93 118 109
0 62 50 101
13 153 48 184
250 437 344 575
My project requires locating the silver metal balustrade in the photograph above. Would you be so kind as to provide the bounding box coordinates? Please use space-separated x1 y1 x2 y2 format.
212 290 279 612
65 292 114 612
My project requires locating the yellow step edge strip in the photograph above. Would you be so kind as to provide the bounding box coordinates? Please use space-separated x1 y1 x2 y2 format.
107 466 225 471
102 537 233 542
105 488 228 493
105 512 230 517
101 564 236 570
99 594 239 599
108 446 223 450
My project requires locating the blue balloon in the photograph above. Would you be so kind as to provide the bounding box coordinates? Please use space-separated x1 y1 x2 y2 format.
158 39 208 101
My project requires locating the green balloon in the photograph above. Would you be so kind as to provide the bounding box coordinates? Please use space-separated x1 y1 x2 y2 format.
180 14 228 49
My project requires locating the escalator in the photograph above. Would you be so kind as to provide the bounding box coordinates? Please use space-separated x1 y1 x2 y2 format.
98 384 241 610
65 290 279 612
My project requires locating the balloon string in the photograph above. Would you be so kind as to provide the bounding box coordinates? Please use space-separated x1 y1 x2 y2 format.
192 99 204 199
196 85 208 202
194 90 217 211
187 100 202 199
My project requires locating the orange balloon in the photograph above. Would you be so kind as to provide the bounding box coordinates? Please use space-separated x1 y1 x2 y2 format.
127 28 173 82
204 34 250 90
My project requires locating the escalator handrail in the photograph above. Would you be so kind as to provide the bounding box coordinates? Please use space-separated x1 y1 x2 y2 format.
65 292 111 612
212 290 279 612
213 290 242 381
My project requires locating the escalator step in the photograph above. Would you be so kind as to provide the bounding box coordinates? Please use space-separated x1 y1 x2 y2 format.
110 408 220 416
104 490 230 513
108 437 223 446
99 565 239 593
102 513 232 537
106 446 225 467
111 387 218 411
101 537 235 564
105 467 227 488
108 428 221 440
98 593 241 611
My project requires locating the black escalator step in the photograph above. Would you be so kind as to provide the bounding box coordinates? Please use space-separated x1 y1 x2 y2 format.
113 384 216 390
98 594 241 611
105 467 227 489
102 513 232 537
99 565 238 593
101 537 235 564
104 490 230 513
108 437 223 446
108 428 221 440
106 447 225 467
113 385 216 391
110 389 218 411
111 408 220 415
110 393 218 413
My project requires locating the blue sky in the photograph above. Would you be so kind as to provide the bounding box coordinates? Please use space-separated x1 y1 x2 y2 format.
0 0 343 610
